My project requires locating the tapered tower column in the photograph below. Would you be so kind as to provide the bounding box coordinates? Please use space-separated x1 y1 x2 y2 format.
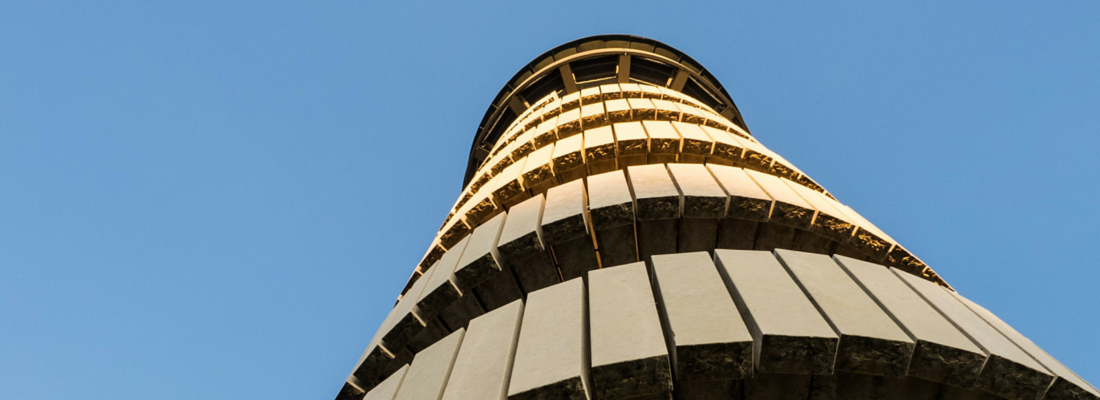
336 35 1097 400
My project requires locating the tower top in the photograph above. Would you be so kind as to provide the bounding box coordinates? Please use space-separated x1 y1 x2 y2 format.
465 34 748 185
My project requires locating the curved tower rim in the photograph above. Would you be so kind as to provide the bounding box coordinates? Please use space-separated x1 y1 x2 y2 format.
465 34 749 186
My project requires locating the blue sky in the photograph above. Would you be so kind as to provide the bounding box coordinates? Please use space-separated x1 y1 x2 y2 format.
2 2 1098 399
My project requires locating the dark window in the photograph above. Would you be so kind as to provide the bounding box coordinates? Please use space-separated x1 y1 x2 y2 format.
520 72 564 104
570 55 618 84
486 107 517 148
630 57 676 86
681 78 723 112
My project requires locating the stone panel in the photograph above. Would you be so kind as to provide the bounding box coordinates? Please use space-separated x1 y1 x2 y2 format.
589 262 673 399
651 252 754 382
393 329 465 400
833 255 985 387
774 250 914 378
442 300 524 400
508 278 592 400
713 250 838 375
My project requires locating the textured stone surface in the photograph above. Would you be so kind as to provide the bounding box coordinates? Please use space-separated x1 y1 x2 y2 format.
589 262 673 399
893 270 1054 400
628 164 681 221
643 120 681 164
454 213 506 292
583 125 617 174
416 236 470 320
587 170 639 267
953 293 1100 400
587 170 634 230
393 329 465 400
442 300 524 400
437 289 484 333
614 120 649 167
496 195 559 293
552 133 585 182
744 170 813 229
713 250 838 374
541 179 589 246
508 278 591 400
775 250 914 378
651 252 754 381
787 183 854 243
707 165 772 222
672 121 714 163
667 163 727 219
834 255 986 387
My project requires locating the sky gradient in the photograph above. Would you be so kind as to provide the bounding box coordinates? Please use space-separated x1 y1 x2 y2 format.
2 2 1098 399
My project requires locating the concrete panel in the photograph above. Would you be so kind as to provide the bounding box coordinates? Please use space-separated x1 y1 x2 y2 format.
463 173 501 226
953 293 1100 400
584 125 617 175
787 182 855 243
627 98 657 120
587 170 638 267
552 133 585 183
364 364 409 400
744 170 813 229
835 205 895 262
614 121 649 167
442 300 524 400
600 83 623 100
541 179 589 246
774 250 914 377
454 213 506 293
534 116 558 148
605 98 631 124
628 164 681 221
707 165 772 222
417 236 469 320
508 278 592 400
651 252 754 382
713 250 838 374
587 170 635 230
496 195 559 293
672 121 714 164
701 126 745 166
668 163 727 219
393 329 465 400
579 102 607 132
893 270 1054 400
557 108 582 139
668 163 726 253
652 98 683 123
492 155 530 208
833 255 985 387
521 143 558 194
589 262 673 399
643 120 681 164
541 179 598 280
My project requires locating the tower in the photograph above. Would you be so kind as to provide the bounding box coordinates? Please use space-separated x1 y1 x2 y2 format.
336 35 1097 400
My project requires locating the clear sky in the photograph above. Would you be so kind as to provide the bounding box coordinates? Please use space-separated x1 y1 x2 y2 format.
2 2 1098 399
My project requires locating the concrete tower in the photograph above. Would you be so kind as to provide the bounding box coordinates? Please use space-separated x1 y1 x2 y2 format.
336 35 1097 400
